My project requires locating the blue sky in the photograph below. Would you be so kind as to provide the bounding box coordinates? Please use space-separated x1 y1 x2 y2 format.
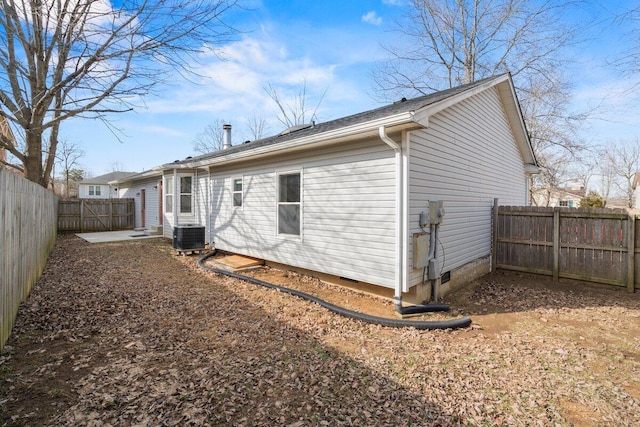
61 0 640 176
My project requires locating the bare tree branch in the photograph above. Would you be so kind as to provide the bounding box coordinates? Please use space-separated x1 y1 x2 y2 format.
608 138 640 208
55 139 84 197
0 0 240 187
193 119 228 154
264 80 326 129
373 0 589 203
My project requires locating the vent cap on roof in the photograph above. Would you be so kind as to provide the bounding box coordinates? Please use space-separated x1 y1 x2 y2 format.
278 123 313 136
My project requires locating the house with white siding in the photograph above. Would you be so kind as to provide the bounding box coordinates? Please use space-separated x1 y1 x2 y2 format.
78 171 136 199
109 169 164 231
157 73 538 303
532 186 585 208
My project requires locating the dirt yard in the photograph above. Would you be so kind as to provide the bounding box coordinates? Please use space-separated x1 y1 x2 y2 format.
1 235 639 426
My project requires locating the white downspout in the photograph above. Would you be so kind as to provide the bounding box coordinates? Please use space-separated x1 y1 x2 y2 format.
208 168 212 247
379 126 404 307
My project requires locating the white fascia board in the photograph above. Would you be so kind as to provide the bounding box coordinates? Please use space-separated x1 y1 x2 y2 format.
496 80 538 166
185 112 421 169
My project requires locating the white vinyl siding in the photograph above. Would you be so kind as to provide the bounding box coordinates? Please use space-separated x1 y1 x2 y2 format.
117 177 161 229
210 139 397 288
407 87 527 287
195 172 210 232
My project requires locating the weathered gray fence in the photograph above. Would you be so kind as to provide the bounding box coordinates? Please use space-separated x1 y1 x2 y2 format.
58 198 135 232
1 169 57 350
495 206 638 292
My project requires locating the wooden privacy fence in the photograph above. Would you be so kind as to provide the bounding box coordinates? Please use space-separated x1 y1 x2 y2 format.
58 198 135 232
1 169 57 350
494 206 638 292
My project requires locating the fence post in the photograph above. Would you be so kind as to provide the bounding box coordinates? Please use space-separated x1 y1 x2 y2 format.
492 198 499 273
553 208 560 281
628 215 635 293
80 199 84 233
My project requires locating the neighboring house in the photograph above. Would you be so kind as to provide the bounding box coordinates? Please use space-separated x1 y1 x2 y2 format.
150 73 537 304
110 169 164 230
533 186 585 208
78 171 136 199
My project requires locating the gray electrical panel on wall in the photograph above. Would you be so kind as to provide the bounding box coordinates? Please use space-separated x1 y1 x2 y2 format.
413 233 429 268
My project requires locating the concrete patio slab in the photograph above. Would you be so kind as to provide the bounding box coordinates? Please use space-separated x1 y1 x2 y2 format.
76 230 164 243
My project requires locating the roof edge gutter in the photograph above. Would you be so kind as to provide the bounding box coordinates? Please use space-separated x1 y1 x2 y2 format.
179 112 418 169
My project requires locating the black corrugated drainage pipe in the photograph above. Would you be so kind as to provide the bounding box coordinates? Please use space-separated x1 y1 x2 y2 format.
198 252 472 330
395 302 450 316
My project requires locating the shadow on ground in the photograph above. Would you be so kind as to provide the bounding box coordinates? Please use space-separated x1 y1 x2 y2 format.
1 235 465 426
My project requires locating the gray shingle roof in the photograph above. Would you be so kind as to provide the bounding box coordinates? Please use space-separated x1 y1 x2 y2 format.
81 171 137 184
166 74 507 167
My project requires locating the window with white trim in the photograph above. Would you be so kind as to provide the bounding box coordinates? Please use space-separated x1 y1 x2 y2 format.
165 176 173 213
232 177 243 207
180 176 193 214
89 185 101 196
277 172 301 236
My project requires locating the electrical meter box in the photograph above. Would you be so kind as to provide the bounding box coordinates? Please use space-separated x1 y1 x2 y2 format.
413 233 430 268
429 200 445 225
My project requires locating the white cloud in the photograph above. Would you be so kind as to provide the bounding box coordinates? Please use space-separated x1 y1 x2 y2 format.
362 11 383 26
382 0 405 5
125 21 385 148
146 31 339 121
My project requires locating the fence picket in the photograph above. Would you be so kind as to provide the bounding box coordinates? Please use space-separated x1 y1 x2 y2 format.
496 206 637 292
57 199 134 232
0 170 57 350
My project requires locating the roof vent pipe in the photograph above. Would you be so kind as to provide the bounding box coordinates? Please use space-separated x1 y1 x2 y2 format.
222 124 232 150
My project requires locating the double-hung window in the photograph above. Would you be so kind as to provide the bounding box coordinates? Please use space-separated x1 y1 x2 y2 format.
277 172 301 236
232 178 243 208
180 176 193 214
165 176 174 213
89 185 101 196
165 175 193 214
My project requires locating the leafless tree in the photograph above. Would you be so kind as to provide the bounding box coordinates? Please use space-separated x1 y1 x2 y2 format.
108 161 127 173
264 80 326 129
375 0 581 92
55 139 84 197
612 6 640 74
193 119 229 154
373 0 588 201
609 139 640 208
193 115 270 154
0 0 239 188
598 151 617 204
246 113 268 141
